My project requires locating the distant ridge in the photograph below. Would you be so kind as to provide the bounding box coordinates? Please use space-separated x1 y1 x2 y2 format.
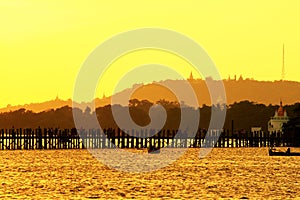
2 98 73 113
0 79 299 113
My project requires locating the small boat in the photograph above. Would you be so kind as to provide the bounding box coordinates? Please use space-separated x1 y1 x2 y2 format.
269 148 300 156
148 147 160 154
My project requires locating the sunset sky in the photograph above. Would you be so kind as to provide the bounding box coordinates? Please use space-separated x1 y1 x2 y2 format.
1 0 300 108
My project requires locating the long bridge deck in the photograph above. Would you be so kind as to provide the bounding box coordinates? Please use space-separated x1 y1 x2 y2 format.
0 128 295 150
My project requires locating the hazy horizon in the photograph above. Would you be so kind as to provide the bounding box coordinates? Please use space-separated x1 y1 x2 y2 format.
1 72 298 109
1 77 299 113
3 76 300 109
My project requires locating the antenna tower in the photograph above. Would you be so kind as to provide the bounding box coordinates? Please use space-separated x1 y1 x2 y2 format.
281 44 285 80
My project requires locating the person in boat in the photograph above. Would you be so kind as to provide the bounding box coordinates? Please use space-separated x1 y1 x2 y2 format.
269 148 273 155
148 144 160 153
286 147 290 154
269 145 275 152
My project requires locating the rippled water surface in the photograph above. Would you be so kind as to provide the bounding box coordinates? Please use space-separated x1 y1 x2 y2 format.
0 148 300 199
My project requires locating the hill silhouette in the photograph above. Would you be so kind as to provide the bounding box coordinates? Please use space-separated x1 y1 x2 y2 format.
121 78 300 107
0 78 299 113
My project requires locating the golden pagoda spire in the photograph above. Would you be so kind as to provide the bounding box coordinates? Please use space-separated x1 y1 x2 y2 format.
188 71 194 81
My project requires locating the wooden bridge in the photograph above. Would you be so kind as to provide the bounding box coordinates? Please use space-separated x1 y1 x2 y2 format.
0 128 296 150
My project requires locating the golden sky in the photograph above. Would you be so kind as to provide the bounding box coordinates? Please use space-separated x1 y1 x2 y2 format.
1 0 300 107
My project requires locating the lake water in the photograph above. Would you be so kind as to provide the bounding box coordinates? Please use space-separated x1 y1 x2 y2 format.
0 148 299 199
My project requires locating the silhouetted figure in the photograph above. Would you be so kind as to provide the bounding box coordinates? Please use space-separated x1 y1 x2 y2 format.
286 147 290 154
269 148 272 155
148 144 160 154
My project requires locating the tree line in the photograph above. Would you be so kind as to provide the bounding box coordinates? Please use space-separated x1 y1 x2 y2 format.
0 99 299 133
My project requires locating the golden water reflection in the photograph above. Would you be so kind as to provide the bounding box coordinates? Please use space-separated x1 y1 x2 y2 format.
0 148 299 199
